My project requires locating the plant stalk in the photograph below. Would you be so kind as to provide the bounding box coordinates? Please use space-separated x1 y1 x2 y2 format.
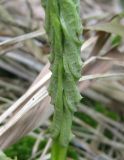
42 0 83 159
51 139 68 160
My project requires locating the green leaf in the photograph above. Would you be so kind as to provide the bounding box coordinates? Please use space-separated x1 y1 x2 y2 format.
0 151 16 160
43 0 83 147
86 14 124 38
111 35 122 47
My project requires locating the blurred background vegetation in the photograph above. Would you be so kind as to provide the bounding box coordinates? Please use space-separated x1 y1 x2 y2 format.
0 0 124 160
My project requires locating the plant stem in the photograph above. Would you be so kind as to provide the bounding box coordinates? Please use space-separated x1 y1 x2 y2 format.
51 139 68 160
42 0 83 159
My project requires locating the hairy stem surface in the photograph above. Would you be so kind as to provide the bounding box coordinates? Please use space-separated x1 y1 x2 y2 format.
42 0 83 159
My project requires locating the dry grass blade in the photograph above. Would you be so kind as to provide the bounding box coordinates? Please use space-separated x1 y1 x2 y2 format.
0 30 45 53
0 63 52 149
0 96 52 149
86 16 124 38
39 138 52 160
1 62 122 125
79 73 124 81
0 64 51 124
0 86 48 135
0 60 124 149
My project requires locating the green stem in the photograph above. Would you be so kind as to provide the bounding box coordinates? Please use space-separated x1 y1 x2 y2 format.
51 139 68 160
42 0 83 159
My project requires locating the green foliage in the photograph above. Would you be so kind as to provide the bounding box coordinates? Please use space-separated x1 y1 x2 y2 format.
4 135 48 160
94 102 119 120
5 136 35 160
67 146 79 160
104 129 113 139
112 35 122 47
43 0 83 159
75 112 97 128
43 0 83 148
0 151 16 160
111 35 122 47
82 97 119 121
